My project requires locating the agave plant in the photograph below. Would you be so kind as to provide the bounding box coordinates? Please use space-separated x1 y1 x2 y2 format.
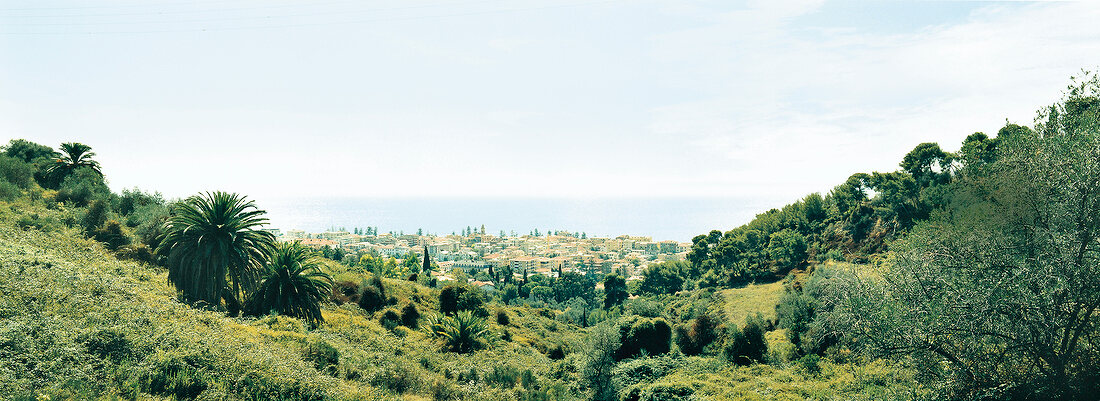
429 310 490 353
246 241 333 325
157 191 275 309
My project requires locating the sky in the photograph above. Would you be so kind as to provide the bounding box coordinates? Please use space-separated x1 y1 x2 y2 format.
2 0 1099 204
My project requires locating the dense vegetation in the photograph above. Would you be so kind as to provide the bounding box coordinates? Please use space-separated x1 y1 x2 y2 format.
1 72 1098 400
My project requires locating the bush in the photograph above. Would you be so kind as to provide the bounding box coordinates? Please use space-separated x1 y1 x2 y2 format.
92 220 132 251
139 352 213 399
304 337 340 373
379 309 401 330
429 311 491 353
485 365 521 388
496 309 511 326
439 285 486 316
80 199 108 233
616 316 672 360
77 328 131 361
331 280 361 305
357 278 390 312
0 155 35 189
724 313 768 366
400 303 420 328
0 179 20 201
675 314 718 356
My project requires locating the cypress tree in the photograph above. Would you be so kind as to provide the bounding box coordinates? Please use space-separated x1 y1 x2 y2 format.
422 246 432 273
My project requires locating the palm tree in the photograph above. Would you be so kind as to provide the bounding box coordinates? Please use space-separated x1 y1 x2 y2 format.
47 142 102 181
157 191 275 310
246 241 333 325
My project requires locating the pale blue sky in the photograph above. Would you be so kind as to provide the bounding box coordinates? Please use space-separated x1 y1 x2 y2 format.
2 0 1098 203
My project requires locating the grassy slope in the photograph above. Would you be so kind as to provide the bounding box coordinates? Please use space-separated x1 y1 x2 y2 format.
0 201 581 401
618 270 924 401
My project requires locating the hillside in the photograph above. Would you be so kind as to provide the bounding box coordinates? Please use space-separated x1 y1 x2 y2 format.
0 197 920 400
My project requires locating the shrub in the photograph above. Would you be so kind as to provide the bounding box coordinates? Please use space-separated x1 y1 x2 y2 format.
331 280 361 305
675 314 718 356
380 309 401 330
77 328 131 361
139 352 213 400
439 285 486 316
638 382 694 401
496 309 511 326
0 179 21 201
358 281 388 312
0 155 35 189
485 365 521 388
724 313 768 366
400 303 420 328
616 316 672 360
92 220 132 251
429 311 490 353
80 199 108 233
304 337 340 373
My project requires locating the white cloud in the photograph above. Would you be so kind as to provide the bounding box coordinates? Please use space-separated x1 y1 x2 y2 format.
648 1 1100 198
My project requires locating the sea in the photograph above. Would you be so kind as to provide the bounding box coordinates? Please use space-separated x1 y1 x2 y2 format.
258 197 782 242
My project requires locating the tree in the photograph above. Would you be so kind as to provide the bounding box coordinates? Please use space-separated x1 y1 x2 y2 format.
579 322 621 401
826 73 1100 398
421 246 432 273
603 274 628 309
638 261 685 295
766 229 807 273
47 142 102 186
157 191 276 310
553 272 592 303
245 242 333 325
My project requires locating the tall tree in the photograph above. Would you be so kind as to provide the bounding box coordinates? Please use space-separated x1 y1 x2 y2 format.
422 245 432 273
158 191 275 310
603 274 628 309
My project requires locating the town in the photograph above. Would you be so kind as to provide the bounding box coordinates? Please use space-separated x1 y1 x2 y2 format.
265 226 691 291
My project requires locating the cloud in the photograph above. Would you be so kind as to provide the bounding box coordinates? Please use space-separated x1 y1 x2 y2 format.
648 1 1100 197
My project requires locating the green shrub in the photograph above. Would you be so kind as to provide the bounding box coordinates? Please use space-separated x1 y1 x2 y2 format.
331 280 360 305
616 316 672 360
674 314 718 355
139 352 213 399
439 285 486 316
0 179 21 201
496 309 511 326
400 303 420 328
92 220 131 251
357 282 387 312
77 328 131 361
0 155 35 189
638 382 694 401
724 313 768 366
304 337 340 373
379 309 401 330
485 365 521 388
429 311 490 353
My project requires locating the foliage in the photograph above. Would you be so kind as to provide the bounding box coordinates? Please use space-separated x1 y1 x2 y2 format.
439 284 486 316
724 313 768 366
400 303 420 328
603 273 628 309
674 313 718 356
428 311 491 353
822 72 1100 400
245 241 333 325
157 191 276 309
638 261 686 295
578 322 621 401
615 316 673 360
47 142 102 187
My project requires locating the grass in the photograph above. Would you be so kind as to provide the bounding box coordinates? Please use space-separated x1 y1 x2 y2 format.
717 281 785 325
